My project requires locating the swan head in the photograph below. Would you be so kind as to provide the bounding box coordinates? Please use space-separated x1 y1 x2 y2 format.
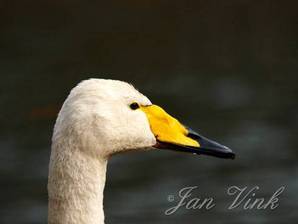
53 79 235 159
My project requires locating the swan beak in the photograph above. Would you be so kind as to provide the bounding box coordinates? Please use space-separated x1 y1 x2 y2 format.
140 105 235 159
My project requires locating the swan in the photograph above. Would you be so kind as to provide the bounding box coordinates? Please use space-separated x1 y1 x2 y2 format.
48 79 235 224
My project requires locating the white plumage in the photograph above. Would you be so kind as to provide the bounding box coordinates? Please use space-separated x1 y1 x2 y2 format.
48 79 156 224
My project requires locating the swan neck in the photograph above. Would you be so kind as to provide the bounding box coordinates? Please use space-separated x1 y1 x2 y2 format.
48 146 107 224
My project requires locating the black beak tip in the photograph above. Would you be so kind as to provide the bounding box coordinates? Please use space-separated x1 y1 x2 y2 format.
227 151 236 160
222 146 236 159
200 146 236 159
218 145 235 159
186 129 235 160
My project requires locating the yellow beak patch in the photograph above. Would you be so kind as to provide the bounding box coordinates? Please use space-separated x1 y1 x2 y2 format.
140 105 200 147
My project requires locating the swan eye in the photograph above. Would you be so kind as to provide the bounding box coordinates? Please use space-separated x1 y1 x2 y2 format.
129 102 140 110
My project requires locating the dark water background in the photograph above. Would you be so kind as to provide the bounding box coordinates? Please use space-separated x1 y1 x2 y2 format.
1 1 298 223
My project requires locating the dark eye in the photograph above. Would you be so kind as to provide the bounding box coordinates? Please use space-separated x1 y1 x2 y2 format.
129 102 139 110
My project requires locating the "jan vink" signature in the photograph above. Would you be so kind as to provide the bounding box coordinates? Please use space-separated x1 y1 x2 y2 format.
165 185 285 215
